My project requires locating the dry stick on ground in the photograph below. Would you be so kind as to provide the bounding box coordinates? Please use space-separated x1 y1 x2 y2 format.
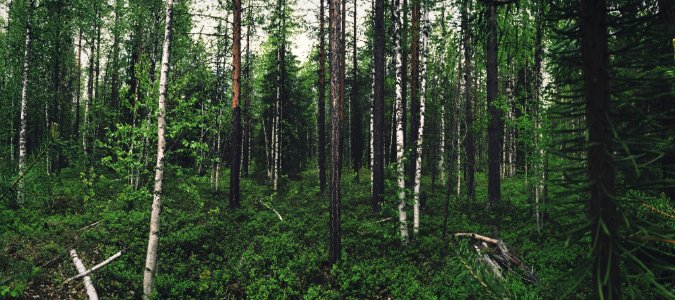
69 250 98 300
63 250 123 284
258 198 283 221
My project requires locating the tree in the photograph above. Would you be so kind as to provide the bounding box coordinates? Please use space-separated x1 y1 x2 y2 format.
318 0 327 193
230 0 242 209
16 0 34 208
485 0 507 225
143 0 174 297
328 0 343 266
372 0 385 212
349 0 363 182
392 0 408 242
579 0 619 297
461 0 475 204
412 9 428 236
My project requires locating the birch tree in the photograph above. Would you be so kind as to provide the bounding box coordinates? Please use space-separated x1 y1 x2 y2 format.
392 0 408 242
16 0 34 208
412 10 429 236
143 0 174 297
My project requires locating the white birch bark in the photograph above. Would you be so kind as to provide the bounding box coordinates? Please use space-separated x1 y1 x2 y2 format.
412 13 429 235
143 0 173 298
392 0 407 242
17 0 33 207
70 250 98 300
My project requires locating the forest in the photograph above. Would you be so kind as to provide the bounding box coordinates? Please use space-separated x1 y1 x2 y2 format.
0 0 673 298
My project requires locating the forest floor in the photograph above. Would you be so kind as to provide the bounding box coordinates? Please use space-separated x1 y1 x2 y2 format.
1 164 586 299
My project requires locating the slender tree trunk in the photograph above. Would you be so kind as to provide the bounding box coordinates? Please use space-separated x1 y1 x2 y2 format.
486 4 501 224
461 0 475 204
328 0 343 266
143 0 174 297
579 0 620 297
318 0 327 192
16 0 34 208
372 0 385 213
350 0 362 182
392 0 408 243
242 0 253 176
533 0 544 230
84 21 96 155
230 0 242 209
412 12 428 236
408 0 420 191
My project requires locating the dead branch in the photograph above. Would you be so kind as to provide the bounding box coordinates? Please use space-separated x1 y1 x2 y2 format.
63 250 123 285
69 250 98 300
258 199 283 221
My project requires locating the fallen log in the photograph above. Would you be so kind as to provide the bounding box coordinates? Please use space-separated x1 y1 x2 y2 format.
454 233 537 284
63 250 123 284
69 250 98 300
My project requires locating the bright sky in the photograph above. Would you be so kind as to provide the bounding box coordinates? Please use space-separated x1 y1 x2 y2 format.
190 0 371 62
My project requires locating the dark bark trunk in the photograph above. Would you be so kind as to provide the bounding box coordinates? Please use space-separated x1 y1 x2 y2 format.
372 0 385 212
242 0 252 176
229 0 242 209
408 0 420 190
462 0 475 203
579 0 620 297
329 0 343 266
486 4 501 217
318 0 327 192
350 0 362 181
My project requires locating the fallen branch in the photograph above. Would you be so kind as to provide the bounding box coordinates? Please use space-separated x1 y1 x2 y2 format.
63 250 123 284
258 199 283 221
69 250 98 300
374 217 393 223
453 232 537 284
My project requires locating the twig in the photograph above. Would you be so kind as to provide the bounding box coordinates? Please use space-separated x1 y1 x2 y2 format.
374 217 393 223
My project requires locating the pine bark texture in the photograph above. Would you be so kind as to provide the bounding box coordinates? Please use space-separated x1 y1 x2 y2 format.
328 0 343 266
230 0 242 209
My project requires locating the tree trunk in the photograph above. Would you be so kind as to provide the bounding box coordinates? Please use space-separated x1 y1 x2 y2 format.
533 0 544 230
143 0 174 297
230 0 242 209
392 0 408 243
412 12 428 236
408 0 420 192
486 4 501 224
328 0 343 266
242 0 253 176
579 0 620 297
350 0 362 181
318 0 327 193
372 0 385 213
461 0 475 204
16 0 34 208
